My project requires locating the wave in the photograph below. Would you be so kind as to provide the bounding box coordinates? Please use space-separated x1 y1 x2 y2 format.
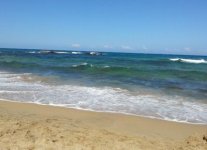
72 51 103 56
0 71 207 124
72 51 102 56
0 60 113 74
40 51 69 54
26 50 103 56
27 50 71 54
88 51 102 56
170 58 207 64
28 51 36 54
72 62 89 67
70 63 127 72
103 65 110 68
71 51 82 54
54 51 70 54
1 60 207 84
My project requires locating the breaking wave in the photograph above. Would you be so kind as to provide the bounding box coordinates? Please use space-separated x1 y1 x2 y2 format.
170 58 207 64
0 71 207 124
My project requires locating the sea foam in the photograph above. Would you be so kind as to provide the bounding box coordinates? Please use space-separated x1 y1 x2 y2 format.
0 71 207 124
71 51 82 54
170 58 207 64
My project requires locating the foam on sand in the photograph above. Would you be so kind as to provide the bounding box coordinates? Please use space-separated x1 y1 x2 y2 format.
0 100 206 150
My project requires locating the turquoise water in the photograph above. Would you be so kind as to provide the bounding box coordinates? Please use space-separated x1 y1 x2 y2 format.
0 48 207 123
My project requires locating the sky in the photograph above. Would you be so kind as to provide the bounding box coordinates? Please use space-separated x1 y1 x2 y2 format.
0 0 207 55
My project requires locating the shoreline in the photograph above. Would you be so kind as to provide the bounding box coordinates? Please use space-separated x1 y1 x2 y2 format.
1 98 206 125
0 99 207 149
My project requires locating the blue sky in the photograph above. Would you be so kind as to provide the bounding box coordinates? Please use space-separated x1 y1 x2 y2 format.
0 0 207 55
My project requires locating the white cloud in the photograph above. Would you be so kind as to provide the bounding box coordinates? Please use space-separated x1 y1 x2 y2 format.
121 45 133 50
71 43 80 48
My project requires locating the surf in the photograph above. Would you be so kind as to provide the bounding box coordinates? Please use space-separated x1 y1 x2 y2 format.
0 71 207 124
170 58 207 64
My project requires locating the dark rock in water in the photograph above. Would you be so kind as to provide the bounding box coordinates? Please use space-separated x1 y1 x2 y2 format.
49 51 56 54
40 50 56 54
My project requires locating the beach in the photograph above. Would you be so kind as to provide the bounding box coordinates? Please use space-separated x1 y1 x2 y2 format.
0 100 206 150
1 0 207 149
0 49 207 149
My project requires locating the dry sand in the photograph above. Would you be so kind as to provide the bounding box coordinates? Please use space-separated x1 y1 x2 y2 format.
0 99 206 150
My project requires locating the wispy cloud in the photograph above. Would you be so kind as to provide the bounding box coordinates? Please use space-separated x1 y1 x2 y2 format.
121 45 133 50
71 43 80 48
184 47 191 51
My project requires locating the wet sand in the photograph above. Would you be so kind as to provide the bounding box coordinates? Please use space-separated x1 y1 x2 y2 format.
0 100 206 150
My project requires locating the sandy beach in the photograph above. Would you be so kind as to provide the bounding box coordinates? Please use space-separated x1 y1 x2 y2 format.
1 0 207 149
0 100 206 150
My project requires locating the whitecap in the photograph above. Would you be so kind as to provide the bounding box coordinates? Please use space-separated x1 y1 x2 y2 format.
103 65 110 68
72 64 78 67
28 51 36 54
81 62 88 65
170 58 207 64
55 51 69 54
72 51 82 54
89 52 102 55
72 62 88 67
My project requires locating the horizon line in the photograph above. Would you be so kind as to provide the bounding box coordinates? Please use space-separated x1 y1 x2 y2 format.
0 47 206 57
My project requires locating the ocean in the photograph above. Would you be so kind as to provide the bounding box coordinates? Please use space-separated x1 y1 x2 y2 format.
0 48 207 124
